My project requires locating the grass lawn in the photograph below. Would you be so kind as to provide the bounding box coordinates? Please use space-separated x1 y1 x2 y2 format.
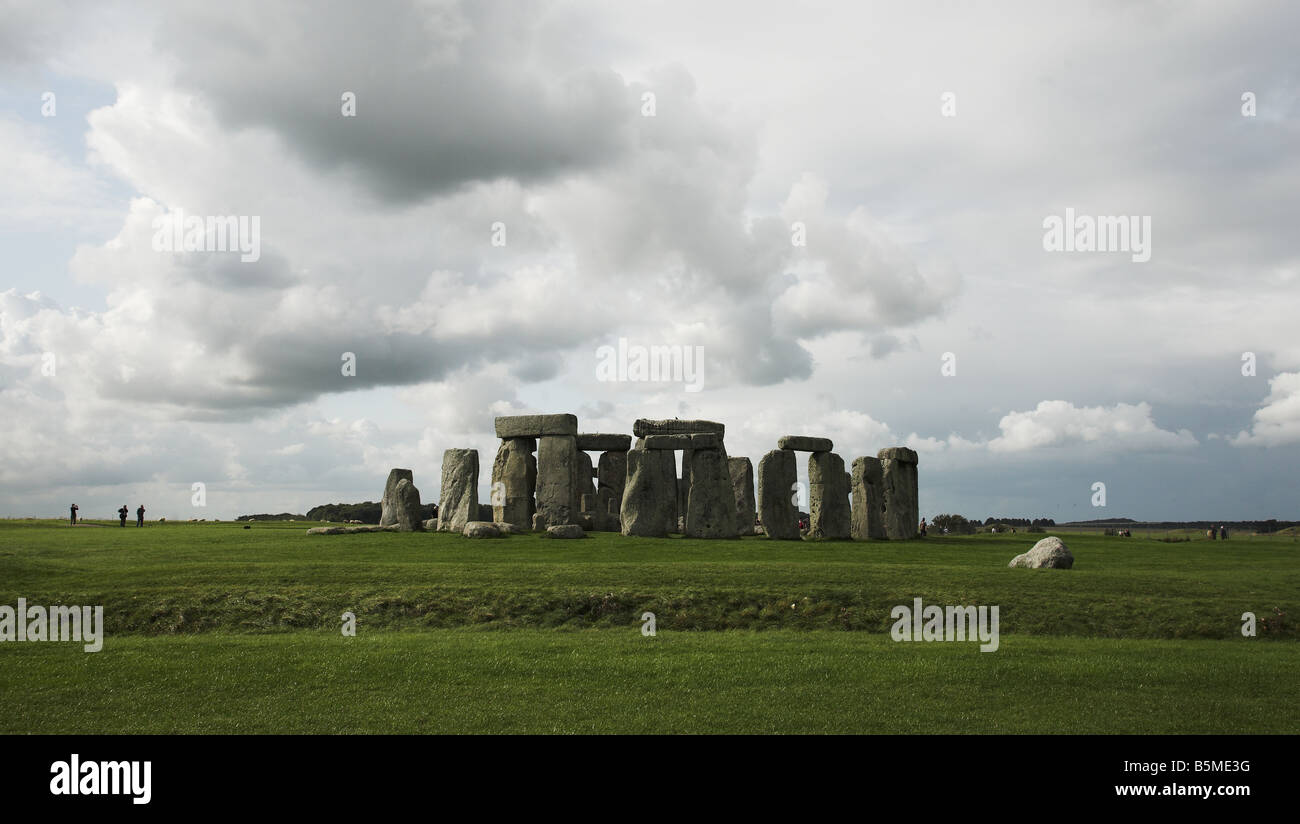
0 520 1295 733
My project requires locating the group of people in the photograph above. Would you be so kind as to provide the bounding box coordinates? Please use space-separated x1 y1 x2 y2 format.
1207 525 1230 540
70 503 146 526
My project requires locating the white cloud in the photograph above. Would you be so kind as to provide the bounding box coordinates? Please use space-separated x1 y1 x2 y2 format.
988 400 1197 453
1231 372 1300 447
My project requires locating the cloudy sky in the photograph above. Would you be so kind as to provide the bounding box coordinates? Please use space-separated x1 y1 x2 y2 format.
2 0 1297 522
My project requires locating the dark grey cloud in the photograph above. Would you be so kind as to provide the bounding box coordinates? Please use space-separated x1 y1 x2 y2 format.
155 0 635 203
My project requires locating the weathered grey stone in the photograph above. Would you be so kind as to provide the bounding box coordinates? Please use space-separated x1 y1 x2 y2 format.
595 487 620 531
879 446 919 539
576 513 595 531
684 448 735 538
644 434 692 450
436 449 479 533
808 452 851 540
494 414 577 438
576 449 596 504
691 432 721 449
779 435 834 452
728 457 756 537
379 468 414 527
757 449 800 540
850 456 886 540
491 437 537 528
389 477 425 532
633 419 725 437
620 447 669 537
463 521 502 538
531 512 547 532
493 522 526 535
423 518 439 531
544 524 586 539
579 492 596 514
878 446 919 464
1009 536 1074 569
536 435 578 528
597 451 627 501
575 433 632 452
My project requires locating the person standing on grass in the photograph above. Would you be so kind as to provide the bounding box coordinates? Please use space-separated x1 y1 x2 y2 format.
136 504 146 527
70 503 78 525
118 505 128 527
918 518 927 538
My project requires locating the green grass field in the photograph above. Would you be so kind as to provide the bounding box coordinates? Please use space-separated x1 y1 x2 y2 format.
1 520 1295 733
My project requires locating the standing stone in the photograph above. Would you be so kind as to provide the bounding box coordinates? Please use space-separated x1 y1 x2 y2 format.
685 448 735 538
490 437 536 528
879 447 919 540
536 435 579 528
757 449 800 540
595 486 620 531
850 456 886 540
379 468 414 527
621 447 668 537
728 457 756 536
388 477 425 532
597 450 627 503
436 449 479 533
808 451 851 540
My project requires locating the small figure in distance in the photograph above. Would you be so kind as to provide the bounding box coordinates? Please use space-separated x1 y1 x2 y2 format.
70 503 79 525
1219 525 1228 540
136 504 146 527
118 505 128 527
918 517 927 538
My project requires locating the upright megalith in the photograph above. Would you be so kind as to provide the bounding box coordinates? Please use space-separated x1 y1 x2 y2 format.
757 449 800 540
728 457 756 536
380 468 414 527
437 449 479 533
685 448 735 538
597 450 627 502
490 437 536 528
850 456 886 539
536 435 579 527
621 447 668 537
879 446 919 540
389 477 425 531
808 451 851 540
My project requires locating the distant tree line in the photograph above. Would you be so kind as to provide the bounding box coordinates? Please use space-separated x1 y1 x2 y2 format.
982 517 1057 527
235 512 304 522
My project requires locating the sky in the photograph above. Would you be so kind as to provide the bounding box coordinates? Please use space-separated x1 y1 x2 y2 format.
1 0 1297 522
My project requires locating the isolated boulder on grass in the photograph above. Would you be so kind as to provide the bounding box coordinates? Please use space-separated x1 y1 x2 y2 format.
544 524 586 539
1009 536 1074 569
463 521 502 538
